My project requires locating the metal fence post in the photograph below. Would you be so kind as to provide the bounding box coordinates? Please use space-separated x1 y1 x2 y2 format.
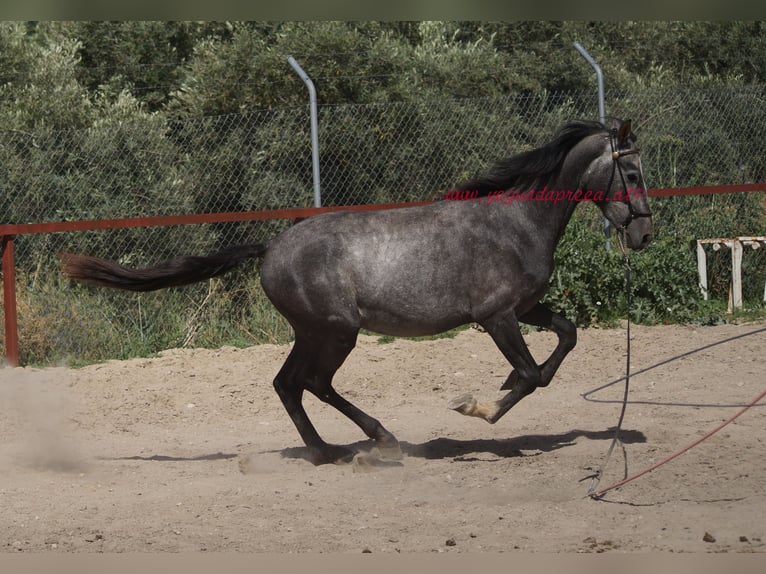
574 42 611 250
287 55 322 208
573 42 606 124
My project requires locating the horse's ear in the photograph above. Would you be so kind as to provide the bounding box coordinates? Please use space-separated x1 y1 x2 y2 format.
617 119 632 147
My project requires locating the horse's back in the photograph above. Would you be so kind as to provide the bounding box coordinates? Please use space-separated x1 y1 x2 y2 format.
259 203 481 333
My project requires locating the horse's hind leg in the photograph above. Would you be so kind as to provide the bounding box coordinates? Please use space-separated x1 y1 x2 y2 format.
272 338 352 465
273 332 400 465
500 302 577 390
304 331 401 460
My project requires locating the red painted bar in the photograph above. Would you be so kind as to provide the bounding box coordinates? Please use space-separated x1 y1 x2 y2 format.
2 184 766 238
2 235 19 367
0 202 433 237
648 183 766 198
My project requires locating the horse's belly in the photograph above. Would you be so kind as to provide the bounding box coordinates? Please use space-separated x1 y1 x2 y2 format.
358 301 470 337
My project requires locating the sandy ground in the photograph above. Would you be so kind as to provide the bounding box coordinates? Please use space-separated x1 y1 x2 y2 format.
0 320 764 554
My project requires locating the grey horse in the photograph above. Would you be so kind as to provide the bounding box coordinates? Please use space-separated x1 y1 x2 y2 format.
62 118 653 465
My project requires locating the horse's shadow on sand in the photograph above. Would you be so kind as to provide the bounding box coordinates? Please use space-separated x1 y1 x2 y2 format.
102 452 239 462
100 428 645 466
280 427 646 464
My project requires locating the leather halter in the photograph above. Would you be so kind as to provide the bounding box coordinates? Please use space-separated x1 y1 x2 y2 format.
607 129 653 229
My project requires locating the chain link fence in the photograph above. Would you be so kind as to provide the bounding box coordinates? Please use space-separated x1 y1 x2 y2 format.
3 85 766 263
2 85 765 363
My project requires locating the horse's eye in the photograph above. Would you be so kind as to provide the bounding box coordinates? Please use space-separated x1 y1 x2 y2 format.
627 173 639 183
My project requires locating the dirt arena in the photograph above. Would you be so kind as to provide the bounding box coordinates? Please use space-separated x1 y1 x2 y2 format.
1 320 764 554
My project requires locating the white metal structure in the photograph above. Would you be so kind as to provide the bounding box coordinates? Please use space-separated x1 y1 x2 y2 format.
696 236 766 311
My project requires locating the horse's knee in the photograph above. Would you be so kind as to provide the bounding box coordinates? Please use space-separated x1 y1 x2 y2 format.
556 318 577 351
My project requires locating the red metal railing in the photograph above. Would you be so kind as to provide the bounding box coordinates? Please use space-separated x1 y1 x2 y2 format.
2 184 765 366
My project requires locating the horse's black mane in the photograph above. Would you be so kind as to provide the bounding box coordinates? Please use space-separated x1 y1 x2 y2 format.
453 120 609 198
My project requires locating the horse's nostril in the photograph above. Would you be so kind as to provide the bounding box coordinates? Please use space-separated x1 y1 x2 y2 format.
642 233 653 247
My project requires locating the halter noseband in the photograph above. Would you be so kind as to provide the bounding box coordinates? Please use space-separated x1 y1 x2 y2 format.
607 129 653 229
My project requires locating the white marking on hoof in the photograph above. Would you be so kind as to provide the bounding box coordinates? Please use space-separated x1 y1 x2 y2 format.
448 393 477 415
448 394 497 422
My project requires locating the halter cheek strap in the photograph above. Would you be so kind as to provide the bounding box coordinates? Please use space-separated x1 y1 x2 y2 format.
607 130 653 229
612 149 639 160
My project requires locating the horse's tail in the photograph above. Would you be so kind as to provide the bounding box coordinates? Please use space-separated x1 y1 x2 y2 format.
60 243 269 292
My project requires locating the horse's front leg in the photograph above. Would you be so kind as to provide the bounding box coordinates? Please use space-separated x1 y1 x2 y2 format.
449 308 542 424
500 302 577 390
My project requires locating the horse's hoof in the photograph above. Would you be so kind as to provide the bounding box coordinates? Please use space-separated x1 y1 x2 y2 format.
309 445 355 466
448 393 477 415
352 450 404 473
376 442 403 462
352 452 376 472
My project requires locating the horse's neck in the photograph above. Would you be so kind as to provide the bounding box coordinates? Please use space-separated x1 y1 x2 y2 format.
508 182 583 246
533 141 603 244
485 135 604 250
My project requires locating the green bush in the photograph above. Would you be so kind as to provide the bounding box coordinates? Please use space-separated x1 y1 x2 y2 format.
542 211 753 328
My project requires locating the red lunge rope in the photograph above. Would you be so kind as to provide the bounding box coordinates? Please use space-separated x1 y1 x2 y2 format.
589 385 766 499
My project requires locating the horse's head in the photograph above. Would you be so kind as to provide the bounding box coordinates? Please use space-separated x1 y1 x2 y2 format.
581 118 654 251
